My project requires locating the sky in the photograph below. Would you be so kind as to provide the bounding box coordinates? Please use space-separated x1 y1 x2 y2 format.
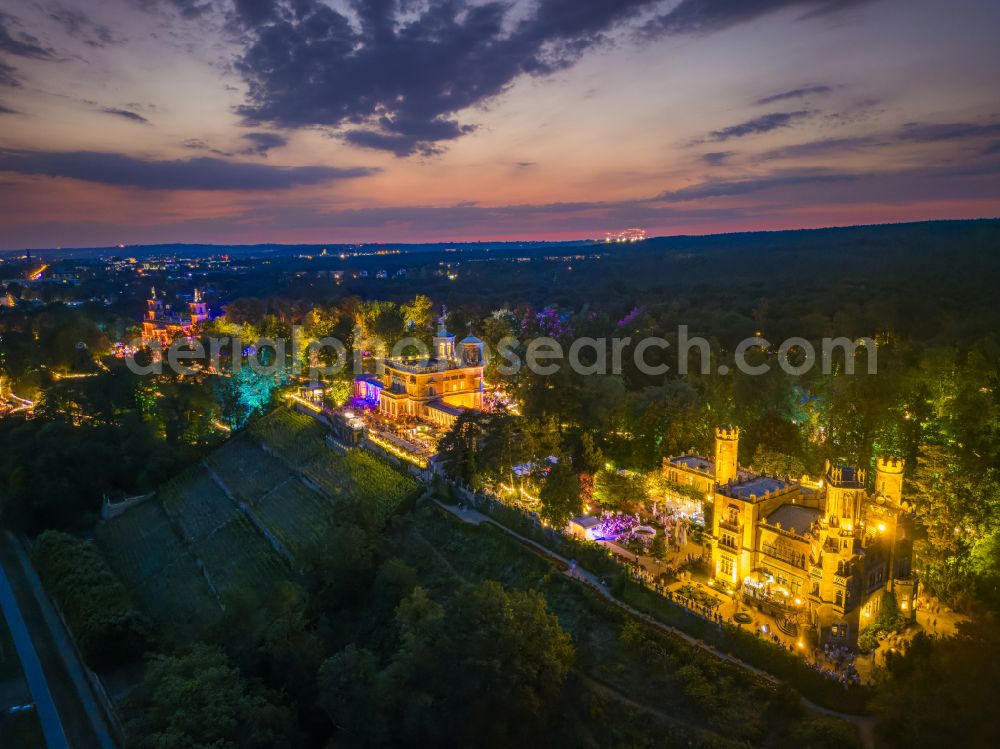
0 0 998 249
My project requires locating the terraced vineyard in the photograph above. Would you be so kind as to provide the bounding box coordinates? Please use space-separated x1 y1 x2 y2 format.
302 448 419 526
96 500 189 581
96 406 419 640
95 501 220 639
192 515 288 597
160 466 239 543
204 433 293 504
248 407 326 467
253 477 338 556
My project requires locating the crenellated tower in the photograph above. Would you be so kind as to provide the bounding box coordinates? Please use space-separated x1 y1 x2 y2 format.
875 457 905 507
714 425 740 486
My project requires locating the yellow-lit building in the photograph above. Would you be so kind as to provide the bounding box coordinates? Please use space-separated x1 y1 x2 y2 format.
141 287 208 346
668 427 915 648
355 310 484 428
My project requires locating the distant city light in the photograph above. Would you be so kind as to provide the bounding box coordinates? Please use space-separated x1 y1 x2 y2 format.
604 228 647 243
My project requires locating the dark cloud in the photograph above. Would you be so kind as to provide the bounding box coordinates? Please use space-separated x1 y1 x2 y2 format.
643 0 875 36
984 141 1000 156
763 135 880 159
183 138 231 156
707 110 810 141
47 6 119 48
657 171 856 201
898 121 1000 142
250 159 1000 236
701 151 732 165
756 85 833 105
232 0 279 27
102 107 150 124
0 60 19 87
132 0 213 20
0 101 17 114
240 131 287 155
763 120 1000 159
236 0 658 156
0 149 377 189
0 11 55 59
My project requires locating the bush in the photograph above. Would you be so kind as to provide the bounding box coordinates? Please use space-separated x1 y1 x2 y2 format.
32 531 153 669
858 625 879 654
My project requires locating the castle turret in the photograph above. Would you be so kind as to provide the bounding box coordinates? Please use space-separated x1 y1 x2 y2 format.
714 425 739 486
459 323 485 366
146 287 162 322
824 462 866 532
875 457 905 506
433 306 455 361
189 288 208 326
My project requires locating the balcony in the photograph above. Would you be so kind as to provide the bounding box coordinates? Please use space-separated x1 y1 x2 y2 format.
761 541 808 570
718 519 741 533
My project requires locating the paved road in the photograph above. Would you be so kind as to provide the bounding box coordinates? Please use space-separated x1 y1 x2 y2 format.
0 557 69 749
0 534 118 749
5 536 118 749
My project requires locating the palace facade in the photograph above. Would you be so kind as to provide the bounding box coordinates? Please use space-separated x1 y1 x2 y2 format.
665 427 916 648
141 287 209 346
354 310 485 428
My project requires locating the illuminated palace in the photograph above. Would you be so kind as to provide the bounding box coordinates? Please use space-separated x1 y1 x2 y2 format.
354 309 485 428
665 427 916 648
141 287 209 346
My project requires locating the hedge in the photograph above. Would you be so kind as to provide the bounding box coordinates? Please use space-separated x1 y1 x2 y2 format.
32 531 153 670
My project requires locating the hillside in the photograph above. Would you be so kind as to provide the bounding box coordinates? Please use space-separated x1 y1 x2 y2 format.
94 408 419 643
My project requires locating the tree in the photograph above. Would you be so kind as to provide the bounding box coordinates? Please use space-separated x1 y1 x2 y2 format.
593 467 646 513
124 645 296 749
751 446 806 479
649 531 667 561
874 623 1000 749
539 457 582 528
317 645 378 742
401 295 434 331
357 300 404 346
909 443 1000 609
383 581 575 747
303 523 376 607
577 432 604 473
31 531 152 669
